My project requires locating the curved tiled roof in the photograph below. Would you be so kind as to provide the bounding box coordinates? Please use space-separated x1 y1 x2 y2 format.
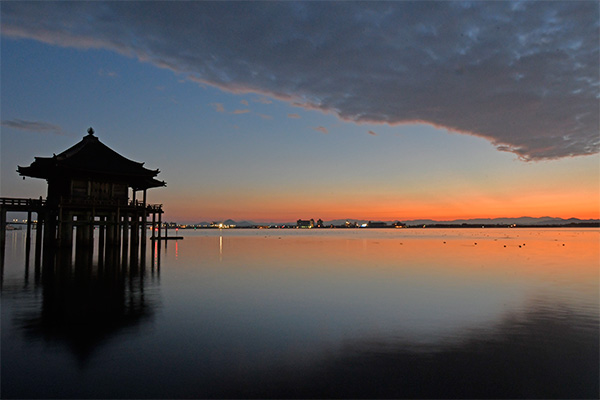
17 129 166 190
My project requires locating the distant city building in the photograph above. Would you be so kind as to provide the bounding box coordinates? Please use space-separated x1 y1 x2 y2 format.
316 218 323 228
367 221 387 228
297 219 314 228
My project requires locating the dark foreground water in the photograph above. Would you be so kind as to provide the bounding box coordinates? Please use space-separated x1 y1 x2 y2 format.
2 228 598 398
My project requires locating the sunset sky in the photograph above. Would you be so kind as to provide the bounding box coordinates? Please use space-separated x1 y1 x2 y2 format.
1 1 598 223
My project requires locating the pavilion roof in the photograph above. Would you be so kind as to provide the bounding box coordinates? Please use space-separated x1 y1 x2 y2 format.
17 128 166 190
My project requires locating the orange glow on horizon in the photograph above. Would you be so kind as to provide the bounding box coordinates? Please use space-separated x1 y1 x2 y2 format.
161 191 599 223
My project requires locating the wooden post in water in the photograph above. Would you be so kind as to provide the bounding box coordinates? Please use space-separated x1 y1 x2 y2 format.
115 207 121 265
105 212 116 266
151 211 156 240
0 207 6 270
122 215 129 262
131 212 139 265
157 212 162 241
0 208 6 260
25 210 32 260
141 189 147 258
98 215 105 266
35 214 43 271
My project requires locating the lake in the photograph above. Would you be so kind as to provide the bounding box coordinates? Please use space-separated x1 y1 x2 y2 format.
1 228 598 398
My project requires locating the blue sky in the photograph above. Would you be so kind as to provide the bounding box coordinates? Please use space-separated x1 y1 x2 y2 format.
1 1 598 223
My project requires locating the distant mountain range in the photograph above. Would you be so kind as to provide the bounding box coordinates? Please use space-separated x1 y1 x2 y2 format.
402 217 599 226
193 217 599 227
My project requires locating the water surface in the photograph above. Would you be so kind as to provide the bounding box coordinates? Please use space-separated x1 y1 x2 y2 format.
2 228 598 398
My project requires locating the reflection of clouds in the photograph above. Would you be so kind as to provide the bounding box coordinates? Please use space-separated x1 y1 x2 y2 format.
227 298 597 399
3 2 598 159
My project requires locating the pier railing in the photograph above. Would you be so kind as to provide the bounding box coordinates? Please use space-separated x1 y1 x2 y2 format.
0 197 46 207
1 197 162 212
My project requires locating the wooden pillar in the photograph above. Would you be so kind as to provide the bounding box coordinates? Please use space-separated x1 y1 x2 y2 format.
59 212 73 246
0 208 6 256
25 210 32 259
151 211 156 239
105 212 117 266
75 213 90 265
116 207 121 255
42 209 57 260
59 212 74 267
89 207 95 248
98 215 105 266
122 215 129 262
42 209 57 278
141 189 147 257
130 212 139 265
0 207 6 271
156 212 162 269
157 211 162 241
35 213 43 272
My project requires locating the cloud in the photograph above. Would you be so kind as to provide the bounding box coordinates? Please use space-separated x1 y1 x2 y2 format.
240 99 249 106
257 114 273 120
314 126 329 134
288 113 301 119
98 68 118 78
1 119 66 135
253 97 273 104
211 103 225 113
368 130 377 136
232 109 250 115
2 2 598 160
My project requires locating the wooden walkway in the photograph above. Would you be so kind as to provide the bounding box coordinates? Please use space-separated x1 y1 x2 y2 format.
0 197 166 270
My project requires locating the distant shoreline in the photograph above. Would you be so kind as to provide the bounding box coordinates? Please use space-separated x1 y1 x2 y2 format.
162 222 600 230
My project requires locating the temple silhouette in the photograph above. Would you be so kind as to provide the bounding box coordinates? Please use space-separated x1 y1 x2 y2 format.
0 128 166 269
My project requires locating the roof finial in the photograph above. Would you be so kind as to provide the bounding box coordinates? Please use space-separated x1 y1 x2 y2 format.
87 127 95 136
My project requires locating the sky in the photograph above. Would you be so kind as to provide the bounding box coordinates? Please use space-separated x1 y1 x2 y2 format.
1 1 599 223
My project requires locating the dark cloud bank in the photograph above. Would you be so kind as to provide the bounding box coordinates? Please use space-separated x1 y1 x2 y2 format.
2 1 598 160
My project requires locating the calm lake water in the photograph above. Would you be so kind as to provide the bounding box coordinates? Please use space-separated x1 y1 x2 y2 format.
2 228 598 398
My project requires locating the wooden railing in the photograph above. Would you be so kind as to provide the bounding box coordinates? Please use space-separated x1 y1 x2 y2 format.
0 197 161 211
0 197 46 207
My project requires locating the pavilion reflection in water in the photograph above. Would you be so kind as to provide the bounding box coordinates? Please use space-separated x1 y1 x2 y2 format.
16 244 161 364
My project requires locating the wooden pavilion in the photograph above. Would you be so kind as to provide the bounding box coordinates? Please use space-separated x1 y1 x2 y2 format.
1 128 166 267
